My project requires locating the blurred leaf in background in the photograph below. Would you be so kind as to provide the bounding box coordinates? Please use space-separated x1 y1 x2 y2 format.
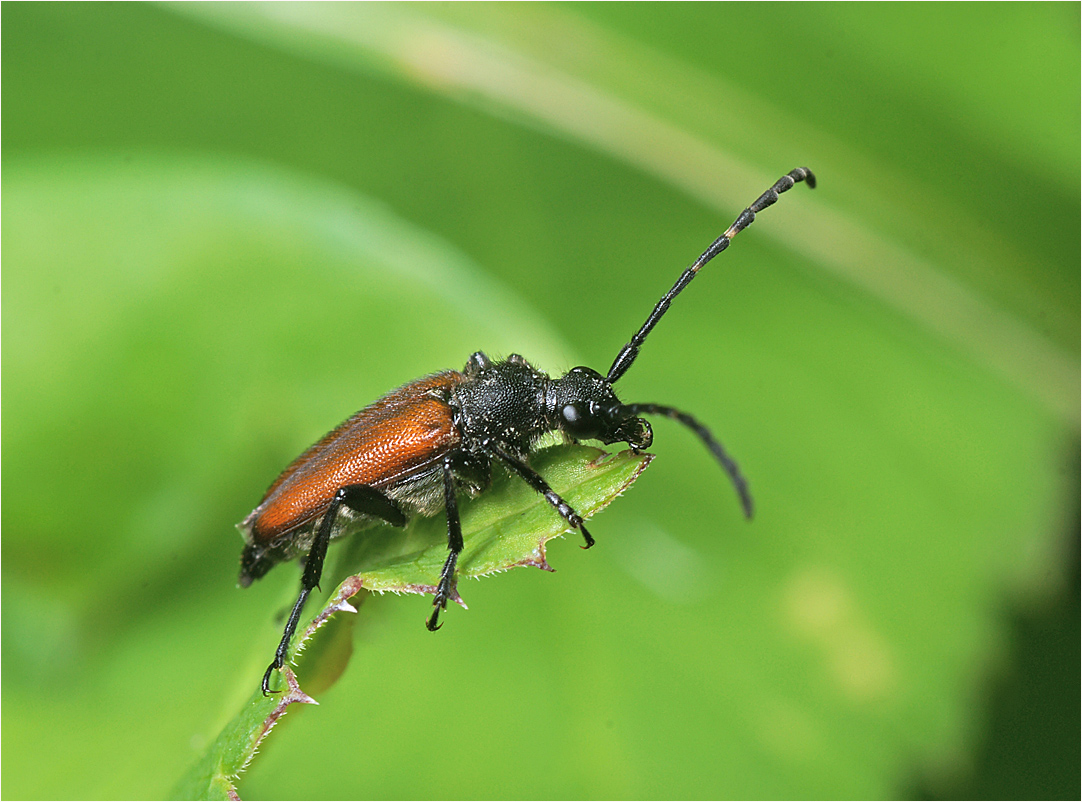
2 3 1077 799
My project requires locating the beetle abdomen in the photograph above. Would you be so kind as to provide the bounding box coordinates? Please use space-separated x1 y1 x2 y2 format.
240 371 466 551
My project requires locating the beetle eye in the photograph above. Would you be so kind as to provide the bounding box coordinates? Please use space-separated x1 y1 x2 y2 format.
562 402 583 424
561 402 601 440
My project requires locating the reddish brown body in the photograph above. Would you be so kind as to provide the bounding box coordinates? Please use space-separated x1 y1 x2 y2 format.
238 371 466 585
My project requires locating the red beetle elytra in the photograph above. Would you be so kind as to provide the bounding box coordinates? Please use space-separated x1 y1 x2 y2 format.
240 168 815 693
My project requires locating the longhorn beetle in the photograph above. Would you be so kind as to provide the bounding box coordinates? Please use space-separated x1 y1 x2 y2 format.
239 168 815 694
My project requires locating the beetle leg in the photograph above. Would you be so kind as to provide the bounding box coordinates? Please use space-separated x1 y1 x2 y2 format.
427 457 463 631
262 484 405 695
489 443 594 549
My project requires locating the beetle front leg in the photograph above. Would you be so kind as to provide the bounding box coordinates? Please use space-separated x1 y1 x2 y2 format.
490 443 594 548
427 457 464 631
263 484 405 695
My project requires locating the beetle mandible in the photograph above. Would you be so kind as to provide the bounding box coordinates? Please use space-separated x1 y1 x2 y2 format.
239 168 816 694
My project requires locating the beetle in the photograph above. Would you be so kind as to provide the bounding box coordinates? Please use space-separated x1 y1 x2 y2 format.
239 168 815 694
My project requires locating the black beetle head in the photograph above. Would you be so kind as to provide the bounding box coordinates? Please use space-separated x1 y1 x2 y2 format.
551 366 653 450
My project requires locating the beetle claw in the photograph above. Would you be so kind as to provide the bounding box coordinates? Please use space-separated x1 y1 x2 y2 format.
426 605 444 631
428 577 454 631
579 524 595 549
261 661 281 696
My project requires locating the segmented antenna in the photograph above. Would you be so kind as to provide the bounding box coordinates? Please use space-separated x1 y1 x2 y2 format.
606 167 815 384
619 402 753 518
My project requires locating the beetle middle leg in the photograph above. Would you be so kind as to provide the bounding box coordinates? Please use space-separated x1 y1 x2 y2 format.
427 456 464 631
263 484 406 695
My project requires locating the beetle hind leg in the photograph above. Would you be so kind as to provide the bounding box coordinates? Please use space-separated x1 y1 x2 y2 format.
262 484 406 695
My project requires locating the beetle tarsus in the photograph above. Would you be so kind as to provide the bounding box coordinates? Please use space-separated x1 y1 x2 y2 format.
428 550 457 632
261 661 280 696
261 586 312 695
427 569 454 631
426 603 445 631
580 524 595 549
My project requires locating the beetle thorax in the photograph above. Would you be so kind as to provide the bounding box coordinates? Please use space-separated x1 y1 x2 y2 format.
449 356 554 456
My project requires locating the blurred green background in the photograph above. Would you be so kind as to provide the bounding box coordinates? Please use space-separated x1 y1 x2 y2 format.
3 3 1078 799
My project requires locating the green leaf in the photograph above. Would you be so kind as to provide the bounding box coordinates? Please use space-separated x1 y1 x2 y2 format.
172 444 650 800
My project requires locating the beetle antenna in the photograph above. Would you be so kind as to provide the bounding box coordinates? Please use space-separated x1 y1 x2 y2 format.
619 402 753 519
606 168 815 384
